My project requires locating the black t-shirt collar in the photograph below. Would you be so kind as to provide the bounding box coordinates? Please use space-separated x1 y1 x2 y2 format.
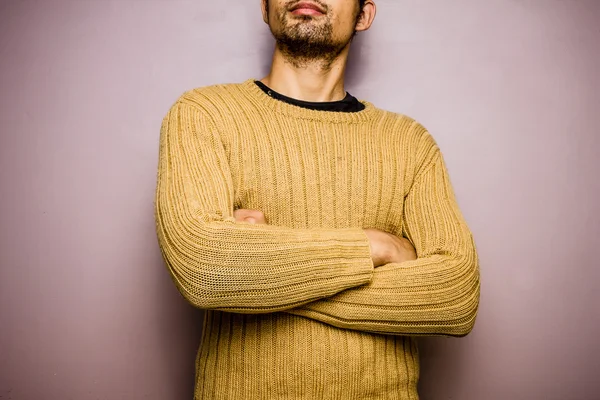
254 80 365 113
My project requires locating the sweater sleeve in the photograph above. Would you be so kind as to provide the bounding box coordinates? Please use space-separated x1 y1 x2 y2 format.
287 146 480 337
154 99 374 313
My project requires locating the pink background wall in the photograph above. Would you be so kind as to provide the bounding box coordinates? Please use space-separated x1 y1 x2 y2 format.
1 1 599 399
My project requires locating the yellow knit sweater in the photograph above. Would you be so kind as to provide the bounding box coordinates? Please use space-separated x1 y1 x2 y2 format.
155 79 480 400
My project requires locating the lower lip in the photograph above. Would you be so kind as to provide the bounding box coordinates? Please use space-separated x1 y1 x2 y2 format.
291 8 324 16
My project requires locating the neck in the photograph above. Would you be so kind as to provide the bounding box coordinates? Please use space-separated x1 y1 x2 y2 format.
261 45 350 103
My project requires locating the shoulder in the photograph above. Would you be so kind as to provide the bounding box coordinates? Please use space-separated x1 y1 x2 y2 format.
162 81 255 132
376 107 439 154
367 106 442 178
173 82 248 112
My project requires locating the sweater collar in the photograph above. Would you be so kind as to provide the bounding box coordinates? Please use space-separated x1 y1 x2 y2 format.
239 79 380 124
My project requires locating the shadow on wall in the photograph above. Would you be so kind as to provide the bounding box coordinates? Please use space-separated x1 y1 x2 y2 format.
345 33 369 89
154 247 205 398
417 337 470 399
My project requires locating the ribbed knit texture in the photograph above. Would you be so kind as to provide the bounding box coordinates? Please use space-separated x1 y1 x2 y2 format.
155 79 480 399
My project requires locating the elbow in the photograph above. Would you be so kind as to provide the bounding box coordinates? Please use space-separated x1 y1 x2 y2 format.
178 281 216 310
453 238 480 336
156 234 223 310
437 248 480 337
451 270 480 337
453 293 479 337
164 258 219 310
156 216 230 310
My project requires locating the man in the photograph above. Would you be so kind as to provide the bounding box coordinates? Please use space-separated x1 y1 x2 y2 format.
155 0 480 398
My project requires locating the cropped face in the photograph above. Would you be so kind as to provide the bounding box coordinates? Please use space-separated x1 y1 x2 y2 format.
262 0 374 65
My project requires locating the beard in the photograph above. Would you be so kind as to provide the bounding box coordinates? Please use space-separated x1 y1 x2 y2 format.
269 4 353 68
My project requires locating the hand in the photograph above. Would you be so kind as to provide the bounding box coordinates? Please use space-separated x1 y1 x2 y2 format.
233 209 268 224
363 228 417 267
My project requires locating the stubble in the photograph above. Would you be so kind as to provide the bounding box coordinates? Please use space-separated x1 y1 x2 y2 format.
270 3 349 69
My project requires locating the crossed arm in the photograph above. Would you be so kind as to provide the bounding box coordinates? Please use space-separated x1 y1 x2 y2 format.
155 100 480 337
234 209 418 268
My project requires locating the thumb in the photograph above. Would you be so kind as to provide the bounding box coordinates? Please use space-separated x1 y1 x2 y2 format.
244 217 257 224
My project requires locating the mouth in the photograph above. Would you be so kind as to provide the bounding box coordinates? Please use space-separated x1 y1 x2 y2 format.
289 1 326 16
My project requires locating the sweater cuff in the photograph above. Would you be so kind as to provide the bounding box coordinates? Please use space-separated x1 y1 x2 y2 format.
327 228 374 284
